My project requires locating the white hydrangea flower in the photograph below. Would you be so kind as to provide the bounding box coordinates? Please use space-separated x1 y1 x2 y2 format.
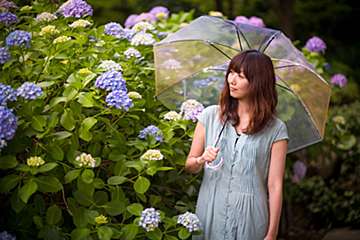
53 36 71 44
124 47 141 59
97 60 123 72
131 32 156 46
27 156 45 167
69 19 92 28
131 21 155 33
162 59 182 70
128 91 142 99
163 111 181 121
35 12 57 22
177 211 201 232
75 153 96 168
139 208 161 232
39 25 59 36
140 149 164 161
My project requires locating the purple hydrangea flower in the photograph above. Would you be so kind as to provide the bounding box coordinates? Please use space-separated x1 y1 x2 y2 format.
304 36 326 53
292 160 307 183
123 28 136 40
0 231 16 240
149 6 169 20
135 13 156 23
138 125 163 142
16 82 43 100
180 99 204 122
0 1 17 11
248 16 265 27
193 76 220 88
330 73 347 88
105 90 133 111
139 208 161 232
0 106 17 149
95 71 127 92
124 14 138 28
0 47 11 64
0 12 18 26
58 0 93 18
124 47 141 59
5 30 31 48
177 212 201 232
0 83 17 105
234 16 265 27
234 16 249 24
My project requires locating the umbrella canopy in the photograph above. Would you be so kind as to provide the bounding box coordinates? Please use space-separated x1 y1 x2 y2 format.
153 16 331 153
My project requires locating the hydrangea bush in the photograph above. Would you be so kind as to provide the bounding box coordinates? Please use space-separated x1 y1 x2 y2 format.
0 1 200 239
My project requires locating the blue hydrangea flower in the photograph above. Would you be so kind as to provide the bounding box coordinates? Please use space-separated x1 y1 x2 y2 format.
0 83 17 106
104 22 127 39
16 82 43 100
193 76 221 88
330 73 347 88
0 47 11 64
5 30 31 48
105 90 133 111
124 47 141 59
177 211 201 232
0 12 18 26
180 99 204 122
304 36 326 53
123 28 136 41
138 125 163 142
0 231 16 240
0 106 17 149
138 208 161 232
95 71 127 92
58 0 93 18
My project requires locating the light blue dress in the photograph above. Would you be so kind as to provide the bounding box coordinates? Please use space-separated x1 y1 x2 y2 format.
193 105 289 240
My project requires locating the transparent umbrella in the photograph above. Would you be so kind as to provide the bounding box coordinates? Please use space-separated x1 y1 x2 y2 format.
153 16 331 153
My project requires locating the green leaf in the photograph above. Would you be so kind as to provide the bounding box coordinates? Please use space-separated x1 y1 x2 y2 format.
60 108 76 131
37 162 58 173
71 228 91 240
97 226 113 240
64 169 81 184
0 174 21 192
35 176 63 193
77 92 95 108
79 117 97 142
337 134 356 150
107 176 127 185
19 180 38 203
0 155 18 169
31 115 47 132
119 224 138 240
126 203 143 216
146 228 163 240
46 204 62 225
33 215 43 228
52 131 72 140
134 176 150 194
178 228 191 239
81 169 95 184
165 235 179 240
47 144 64 161
103 200 125 216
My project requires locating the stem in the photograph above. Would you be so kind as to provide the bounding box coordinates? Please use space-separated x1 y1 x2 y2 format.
61 188 72 216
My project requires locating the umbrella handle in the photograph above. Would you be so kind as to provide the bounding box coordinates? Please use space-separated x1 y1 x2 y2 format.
205 157 224 170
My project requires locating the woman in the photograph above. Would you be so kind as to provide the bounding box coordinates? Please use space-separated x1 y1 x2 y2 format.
185 50 289 240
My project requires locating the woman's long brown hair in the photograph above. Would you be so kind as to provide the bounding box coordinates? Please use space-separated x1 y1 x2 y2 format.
219 50 277 134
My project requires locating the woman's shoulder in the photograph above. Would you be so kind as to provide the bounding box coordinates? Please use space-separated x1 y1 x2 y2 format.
196 105 220 124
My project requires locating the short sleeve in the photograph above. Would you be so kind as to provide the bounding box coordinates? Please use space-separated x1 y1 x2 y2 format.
196 105 217 128
273 121 289 143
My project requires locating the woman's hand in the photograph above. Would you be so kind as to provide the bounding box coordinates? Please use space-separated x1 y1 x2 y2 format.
264 234 276 240
198 146 219 164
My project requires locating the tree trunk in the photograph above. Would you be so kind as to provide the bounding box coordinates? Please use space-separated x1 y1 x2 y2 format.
270 0 295 39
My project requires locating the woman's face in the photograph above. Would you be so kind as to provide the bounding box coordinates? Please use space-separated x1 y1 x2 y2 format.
227 69 250 99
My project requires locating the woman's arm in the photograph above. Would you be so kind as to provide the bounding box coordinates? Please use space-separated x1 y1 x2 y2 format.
265 139 288 240
184 122 206 173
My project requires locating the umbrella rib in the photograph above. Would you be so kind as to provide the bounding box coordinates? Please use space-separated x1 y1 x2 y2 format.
207 41 232 60
225 19 243 51
259 31 280 53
